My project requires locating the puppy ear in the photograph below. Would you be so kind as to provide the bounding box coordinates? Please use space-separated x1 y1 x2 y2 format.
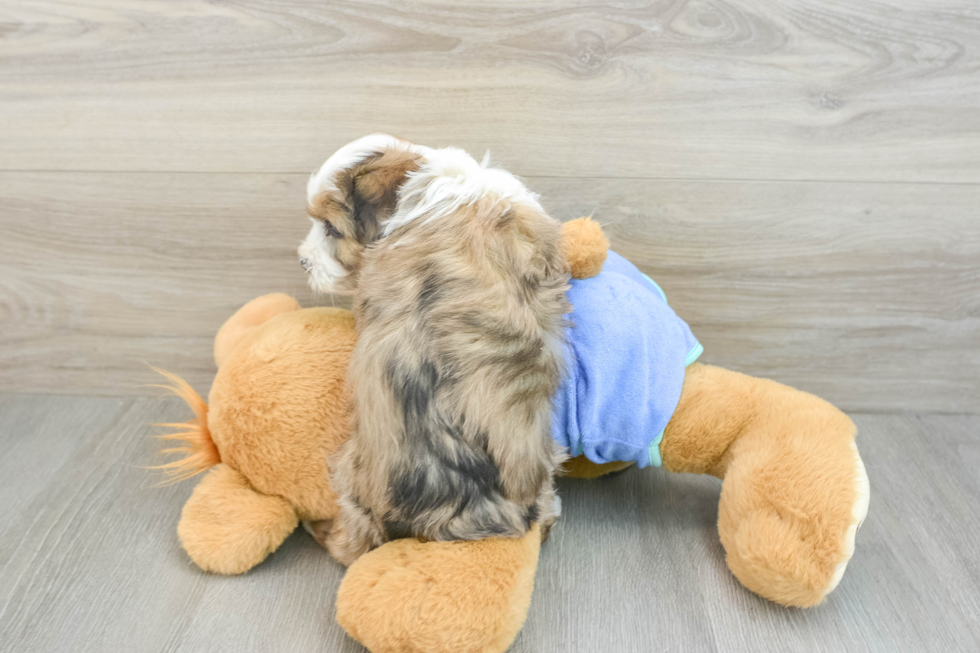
338 147 422 243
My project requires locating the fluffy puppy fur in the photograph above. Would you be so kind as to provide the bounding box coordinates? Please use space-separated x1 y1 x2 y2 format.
299 135 570 566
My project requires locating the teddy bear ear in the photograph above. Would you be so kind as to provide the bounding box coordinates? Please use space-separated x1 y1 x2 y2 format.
213 294 301 368
561 217 609 279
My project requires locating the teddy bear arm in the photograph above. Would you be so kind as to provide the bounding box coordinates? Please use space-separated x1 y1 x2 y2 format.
661 363 870 607
336 526 542 653
178 464 299 575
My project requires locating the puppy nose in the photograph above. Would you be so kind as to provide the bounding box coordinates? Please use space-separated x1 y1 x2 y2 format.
300 257 311 271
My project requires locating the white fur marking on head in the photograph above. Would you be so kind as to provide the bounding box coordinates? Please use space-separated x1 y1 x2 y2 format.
303 134 430 293
298 217 349 293
307 133 428 203
383 147 542 236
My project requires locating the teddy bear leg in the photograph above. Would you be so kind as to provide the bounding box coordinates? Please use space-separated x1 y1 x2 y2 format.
563 456 635 479
717 421 869 607
213 293 301 367
178 464 299 575
661 364 870 607
336 527 542 653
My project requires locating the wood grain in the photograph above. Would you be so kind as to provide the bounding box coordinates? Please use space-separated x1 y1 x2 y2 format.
2 171 977 412
1 395 978 652
1 1 977 650
1 0 979 181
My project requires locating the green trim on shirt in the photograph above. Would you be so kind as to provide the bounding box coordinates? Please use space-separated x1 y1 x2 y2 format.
643 272 703 468
648 428 666 467
647 343 702 468
685 341 704 367
642 273 668 303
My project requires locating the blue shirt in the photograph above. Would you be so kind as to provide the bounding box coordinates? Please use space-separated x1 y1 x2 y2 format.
551 252 702 467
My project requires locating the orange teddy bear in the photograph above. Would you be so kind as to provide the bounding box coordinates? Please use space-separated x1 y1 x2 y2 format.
154 218 868 653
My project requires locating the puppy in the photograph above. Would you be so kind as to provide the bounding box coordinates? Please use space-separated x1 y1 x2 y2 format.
299 134 570 566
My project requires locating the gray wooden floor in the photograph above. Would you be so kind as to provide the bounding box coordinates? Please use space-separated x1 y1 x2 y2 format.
1 393 977 653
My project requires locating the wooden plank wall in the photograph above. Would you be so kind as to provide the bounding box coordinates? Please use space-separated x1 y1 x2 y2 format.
1 0 978 412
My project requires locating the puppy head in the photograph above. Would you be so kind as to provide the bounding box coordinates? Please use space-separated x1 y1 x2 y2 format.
299 134 426 294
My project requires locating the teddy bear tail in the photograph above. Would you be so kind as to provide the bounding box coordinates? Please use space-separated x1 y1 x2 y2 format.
561 216 609 279
147 366 221 484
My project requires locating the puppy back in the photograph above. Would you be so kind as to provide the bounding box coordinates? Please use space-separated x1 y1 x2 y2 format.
348 197 569 541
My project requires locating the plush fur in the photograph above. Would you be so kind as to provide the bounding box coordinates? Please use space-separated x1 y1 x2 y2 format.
558 214 608 280
561 456 633 479
213 293 301 367
567 362 869 608
208 305 356 522
336 526 541 653
665 363 870 606
157 299 358 577
153 217 868 652
179 464 298 575
150 368 219 483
